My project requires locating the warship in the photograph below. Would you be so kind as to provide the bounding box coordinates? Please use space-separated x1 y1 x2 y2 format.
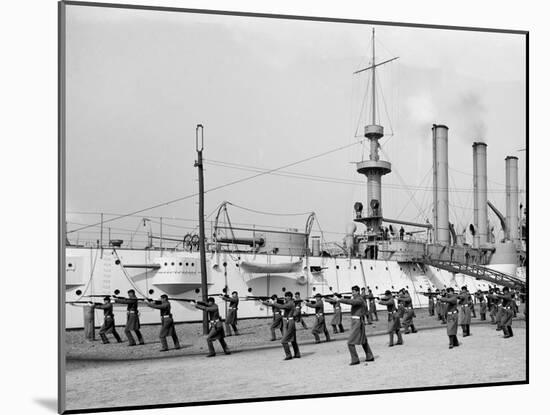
64 29 526 329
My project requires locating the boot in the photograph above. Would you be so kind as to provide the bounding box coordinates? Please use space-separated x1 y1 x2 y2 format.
508 326 514 337
160 337 169 352
220 338 231 355
313 333 321 343
136 330 145 345
125 330 136 346
339 324 345 333
332 325 338 335
225 324 232 336
206 340 216 357
411 324 417 333
173 335 181 350
100 333 109 344
496 324 502 331
502 326 511 338
282 343 293 360
113 330 122 343
232 325 240 336
362 342 374 361
448 335 454 349
453 335 459 346
348 344 360 365
301 320 308 329
481 313 486 321
325 330 331 342
396 330 403 345
270 329 277 341
466 325 471 336
461 325 467 337
389 333 394 347
291 341 301 358
374 313 379 321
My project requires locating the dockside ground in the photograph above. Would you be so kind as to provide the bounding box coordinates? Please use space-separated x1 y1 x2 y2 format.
65 307 526 411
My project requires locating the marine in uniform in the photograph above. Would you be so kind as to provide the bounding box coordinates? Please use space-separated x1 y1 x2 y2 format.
221 291 240 336
270 291 301 360
146 295 181 352
361 287 373 324
261 295 284 341
325 294 345 334
378 290 403 347
493 287 515 338
304 293 331 343
490 288 504 331
397 289 417 334
476 290 487 320
294 292 308 329
424 288 435 316
457 286 472 337
469 292 477 318
193 297 231 357
439 287 459 349
367 288 379 321
114 289 145 346
338 285 375 365
92 296 122 344
439 290 448 324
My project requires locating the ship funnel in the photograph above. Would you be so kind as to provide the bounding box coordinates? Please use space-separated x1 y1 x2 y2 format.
432 124 449 245
472 142 488 247
505 156 519 242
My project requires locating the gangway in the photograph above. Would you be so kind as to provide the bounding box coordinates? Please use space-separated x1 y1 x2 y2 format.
413 256 525 290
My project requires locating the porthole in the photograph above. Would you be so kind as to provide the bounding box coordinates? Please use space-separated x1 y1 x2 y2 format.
385 267 388 271
171 262 175 266
186 262 189 266
370 267 373 270
222 287 227 293
223 262 227 267
391 285 394 289
312 287 316 291
400 267 402 271
149 289 155 295
353 266 357 270
179 262 183 266
195 288 200 294
282 287 286 292
68 263 73 268
115 259 120 265
164 262 168 266
413 268 416 271
329 286 333 291
236 263 239 267
248 287 253 293
191 263 194 266
419 285 423 288
75 289 82 296
336 265 340 270
114 289 120 295
406 285 409 289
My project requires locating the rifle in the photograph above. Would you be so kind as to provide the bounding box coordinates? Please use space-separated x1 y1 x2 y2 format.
66 300 99 305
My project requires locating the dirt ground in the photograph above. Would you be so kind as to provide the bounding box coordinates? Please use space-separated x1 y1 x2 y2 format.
64 307 527 411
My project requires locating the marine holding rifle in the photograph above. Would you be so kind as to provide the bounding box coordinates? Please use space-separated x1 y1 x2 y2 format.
439 287 460 349
91 296 122 344
325 294 345 334
114 289 145 346
261 294 284 341
378 290 403 347
294 292 308 329
304 293 331 343
146 294 181 352
193 297 231 357
269 291 301 360
221 291 240 336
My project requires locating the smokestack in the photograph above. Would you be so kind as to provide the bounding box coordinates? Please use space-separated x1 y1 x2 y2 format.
472 142 488 247
432 124 449 245
505 156 519 242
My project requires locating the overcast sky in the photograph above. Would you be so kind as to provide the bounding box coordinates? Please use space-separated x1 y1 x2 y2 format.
64 4 526 246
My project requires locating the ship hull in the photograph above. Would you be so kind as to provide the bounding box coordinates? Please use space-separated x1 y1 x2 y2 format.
65 247 519 329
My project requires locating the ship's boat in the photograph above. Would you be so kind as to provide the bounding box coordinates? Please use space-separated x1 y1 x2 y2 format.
239 260 303 274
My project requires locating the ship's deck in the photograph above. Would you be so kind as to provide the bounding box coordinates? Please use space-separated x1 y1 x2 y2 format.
64 306 526 411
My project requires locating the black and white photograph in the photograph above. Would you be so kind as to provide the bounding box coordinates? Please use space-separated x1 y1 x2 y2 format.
58 1 527 413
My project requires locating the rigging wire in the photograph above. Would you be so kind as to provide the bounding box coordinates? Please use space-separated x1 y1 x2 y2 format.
67 139 367 235
226 202 312 217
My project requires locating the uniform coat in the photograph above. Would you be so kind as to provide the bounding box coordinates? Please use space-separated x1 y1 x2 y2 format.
305 299 328 335
378 297 401 333
195 302 225 341
95 302 118 335
272 299 297 344
115 296 141 331
458 293 472 325
338 295 367 345
222 295 239 325
441 294 459 335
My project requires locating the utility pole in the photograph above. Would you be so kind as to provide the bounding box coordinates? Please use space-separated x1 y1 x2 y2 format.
195 124 209 335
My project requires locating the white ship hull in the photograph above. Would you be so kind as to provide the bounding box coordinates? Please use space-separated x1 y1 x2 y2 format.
65 247 515 329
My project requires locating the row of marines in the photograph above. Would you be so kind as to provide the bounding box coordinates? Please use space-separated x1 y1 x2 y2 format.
89 284 518 363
